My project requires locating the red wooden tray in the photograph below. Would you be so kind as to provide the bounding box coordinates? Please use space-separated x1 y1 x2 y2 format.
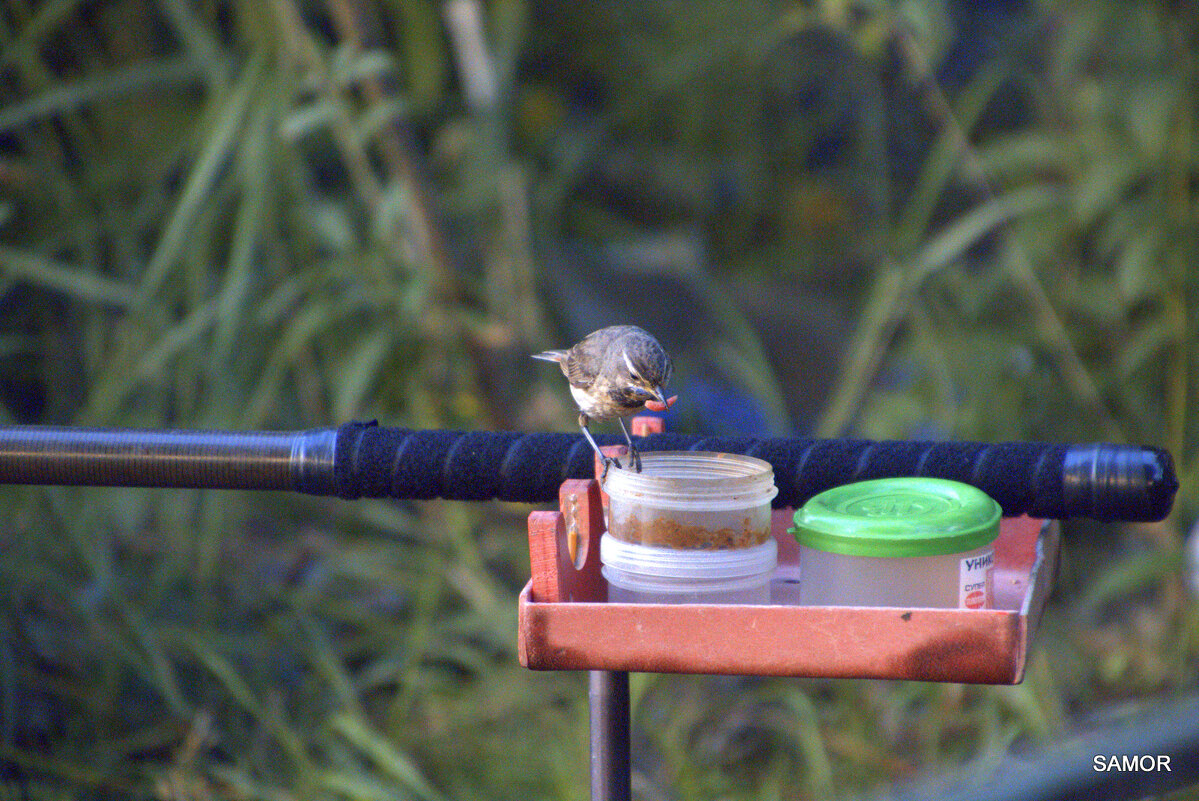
517 423 1059 684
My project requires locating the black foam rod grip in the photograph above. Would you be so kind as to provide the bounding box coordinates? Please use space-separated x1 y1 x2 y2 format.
331 423 1177 521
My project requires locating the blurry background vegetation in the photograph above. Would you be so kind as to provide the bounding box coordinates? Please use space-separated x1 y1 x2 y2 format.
0 0 1196 798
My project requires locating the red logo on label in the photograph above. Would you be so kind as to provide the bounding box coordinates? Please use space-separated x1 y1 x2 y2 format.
964 590 986 609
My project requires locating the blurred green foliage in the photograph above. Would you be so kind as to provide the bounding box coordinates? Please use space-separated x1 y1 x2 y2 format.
0 0 1196 798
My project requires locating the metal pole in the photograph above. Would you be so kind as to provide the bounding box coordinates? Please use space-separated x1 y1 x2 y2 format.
0 426 337 494
0 424 1179 521
589 670 631 801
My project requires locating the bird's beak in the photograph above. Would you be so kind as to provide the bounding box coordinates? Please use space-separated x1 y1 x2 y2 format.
653 386 668 406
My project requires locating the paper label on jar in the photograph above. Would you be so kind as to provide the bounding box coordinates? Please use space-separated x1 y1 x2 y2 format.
959 550 994 609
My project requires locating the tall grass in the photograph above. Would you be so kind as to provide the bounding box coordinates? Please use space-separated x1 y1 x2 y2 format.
0 0 1196 799
0 0 569 797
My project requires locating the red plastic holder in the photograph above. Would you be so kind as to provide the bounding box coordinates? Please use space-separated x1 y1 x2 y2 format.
518 420 1059 684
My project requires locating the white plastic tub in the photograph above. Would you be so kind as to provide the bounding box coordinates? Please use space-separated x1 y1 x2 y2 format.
790 478 1001 609
601 535 777 604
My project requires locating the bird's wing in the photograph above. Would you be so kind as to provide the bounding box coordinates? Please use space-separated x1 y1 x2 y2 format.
565 325 648 389
561 333 615 389
562 354 598 389
537 326 632 389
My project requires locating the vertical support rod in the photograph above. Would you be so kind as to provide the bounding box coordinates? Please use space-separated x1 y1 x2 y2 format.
589 669 631 801
588 419 649 800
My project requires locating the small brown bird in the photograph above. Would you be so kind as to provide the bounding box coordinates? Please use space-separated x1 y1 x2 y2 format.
533 325 676 477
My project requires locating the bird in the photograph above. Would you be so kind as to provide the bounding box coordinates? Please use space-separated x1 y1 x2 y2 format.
533 325 676 478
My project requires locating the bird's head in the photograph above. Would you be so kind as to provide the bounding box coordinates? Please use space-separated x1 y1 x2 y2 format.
616 334 673 408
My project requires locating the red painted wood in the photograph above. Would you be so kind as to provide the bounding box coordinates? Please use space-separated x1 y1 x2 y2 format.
557 478 607 603
630 417 665 437
527 510 566 603
520 506 1057 683
519 586 1025 682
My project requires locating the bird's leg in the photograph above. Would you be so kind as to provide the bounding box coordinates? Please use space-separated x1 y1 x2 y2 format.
617 417 642 472
579 413 620 480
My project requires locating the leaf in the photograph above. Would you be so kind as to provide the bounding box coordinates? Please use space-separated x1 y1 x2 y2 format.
979 132 1072 182
170 642 321 778
138 59 261 300
1080 545 1184 616
354 99 409 146
136 301 222 377
244 298 353 424
1114 226 1164 303
84 299 222 421
213 96 276 363
1117 314 1173 379
302 201 356 252
780 691 835 798
157 0 230 86
0 57 200 130
893 68 1011 254
1071 156 1143 226
179 636 264 717
1125 89 1173 157
1063 275 1128 324
329 714 445 801
320 771 410 801
280 100 340 141
0 744 108 786
120 607 191 717
0 246 136 306
297 615 363 718
333 329 393 420
209 766 301 801
389 0 449 110
4 0 87 51
909 186 1061 281
330 47 399 89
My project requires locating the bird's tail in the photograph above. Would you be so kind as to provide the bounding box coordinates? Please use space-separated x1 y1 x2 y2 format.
531 350 569 363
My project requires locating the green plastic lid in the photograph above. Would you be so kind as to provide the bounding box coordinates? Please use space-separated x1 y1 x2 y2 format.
789 478 1000 557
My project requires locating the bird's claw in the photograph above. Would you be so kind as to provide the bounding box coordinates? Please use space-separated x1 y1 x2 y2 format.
630 448 642 473
600 456 622 482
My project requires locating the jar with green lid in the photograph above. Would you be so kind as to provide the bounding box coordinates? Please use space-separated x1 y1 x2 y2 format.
788 478 1001 609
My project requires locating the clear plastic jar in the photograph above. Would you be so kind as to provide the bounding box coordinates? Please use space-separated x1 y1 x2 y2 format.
601 451 779 604
604 452 778 549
